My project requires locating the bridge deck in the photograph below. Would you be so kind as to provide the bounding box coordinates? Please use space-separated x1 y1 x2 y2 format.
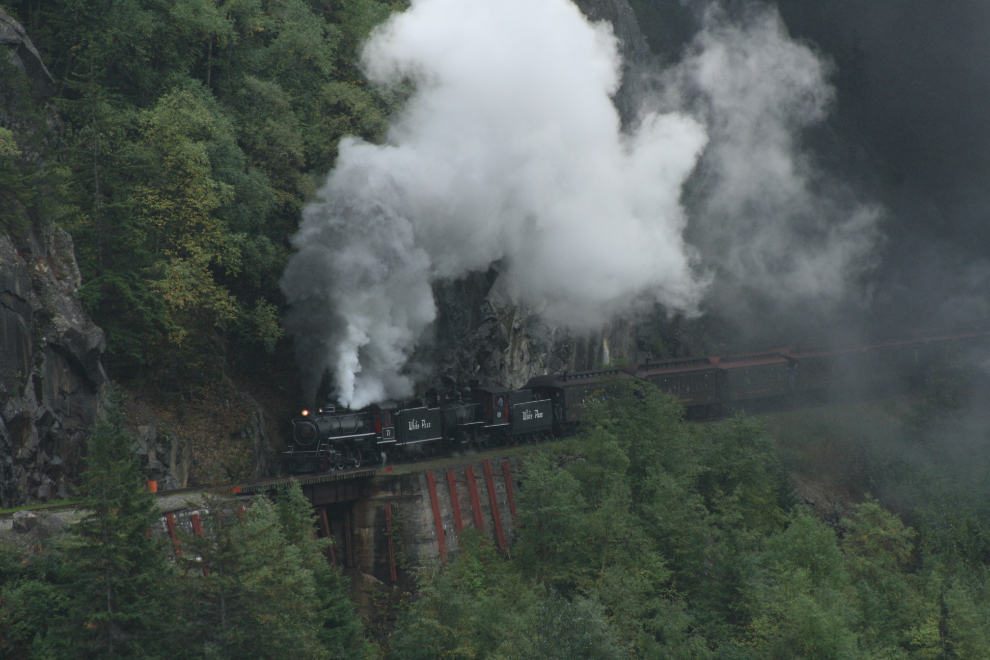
216 467 378 495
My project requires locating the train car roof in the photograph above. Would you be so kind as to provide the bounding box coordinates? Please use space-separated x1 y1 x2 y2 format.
715 352 791 369
473 385 513 395
786 329 990 359
784 345 868 359
629 356 717 376
526 368 632 389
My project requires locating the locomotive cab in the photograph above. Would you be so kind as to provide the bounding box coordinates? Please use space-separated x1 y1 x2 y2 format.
473 385 511 428
370 405 397 445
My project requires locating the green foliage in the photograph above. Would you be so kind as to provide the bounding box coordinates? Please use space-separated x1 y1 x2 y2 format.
745 511 860 660
6 0 400 388
0 413 365 659
178 496 330 659
276 481 367 656
521 590 630 660
0 568 72 659
389 529 542 660
64 395 174 658
171 481 365 660
395 388 990 660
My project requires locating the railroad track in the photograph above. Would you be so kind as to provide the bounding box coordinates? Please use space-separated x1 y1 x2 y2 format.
0 466 379 520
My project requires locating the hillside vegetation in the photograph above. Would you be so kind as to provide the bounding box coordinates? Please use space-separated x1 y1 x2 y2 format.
2 0 404 403
5 381 990 658
0 396 369 660
388 384 990 660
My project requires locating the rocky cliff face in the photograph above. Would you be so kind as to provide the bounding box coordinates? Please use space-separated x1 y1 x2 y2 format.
0 9 110 507
0 226 109 508
432 272 699 391
0 8 54 97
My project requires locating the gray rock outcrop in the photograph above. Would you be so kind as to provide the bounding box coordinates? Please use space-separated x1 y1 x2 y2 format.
0 10 109 508
0 7 55 96
0 227 109 507
131 421 190 492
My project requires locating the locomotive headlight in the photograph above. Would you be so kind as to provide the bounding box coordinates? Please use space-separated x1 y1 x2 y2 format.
301 409 309 416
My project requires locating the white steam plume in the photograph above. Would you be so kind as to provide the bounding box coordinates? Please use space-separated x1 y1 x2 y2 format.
283 0 707 408
282 0 881 409
670 5 882 306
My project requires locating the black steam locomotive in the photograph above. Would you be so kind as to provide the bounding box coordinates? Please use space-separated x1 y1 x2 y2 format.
283 330 990 473
283 386 553 473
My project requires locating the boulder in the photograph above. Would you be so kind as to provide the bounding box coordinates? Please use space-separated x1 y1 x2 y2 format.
12 509 37 533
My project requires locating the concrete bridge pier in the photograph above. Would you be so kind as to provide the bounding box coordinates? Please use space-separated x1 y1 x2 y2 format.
302 457 524 590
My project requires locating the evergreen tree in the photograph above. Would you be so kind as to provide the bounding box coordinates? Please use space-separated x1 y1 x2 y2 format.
62 394 175 659
176 487 364 660
276 481 367 657
0 546 73 660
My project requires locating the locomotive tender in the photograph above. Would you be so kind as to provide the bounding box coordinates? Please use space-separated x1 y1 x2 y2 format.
283 330 989 473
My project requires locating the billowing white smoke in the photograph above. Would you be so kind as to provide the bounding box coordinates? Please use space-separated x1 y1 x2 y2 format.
283 0 708 407
670 5 882 306
282 0 881 408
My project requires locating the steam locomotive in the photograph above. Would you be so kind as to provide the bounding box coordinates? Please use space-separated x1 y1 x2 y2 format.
282 330 989 473
283 386 553 473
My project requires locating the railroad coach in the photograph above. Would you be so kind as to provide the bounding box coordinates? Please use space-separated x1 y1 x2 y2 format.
526 368 634 429
626 356 720 415
715 352 794 406
508 389 553 439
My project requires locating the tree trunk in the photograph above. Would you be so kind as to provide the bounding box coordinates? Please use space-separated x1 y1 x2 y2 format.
102 481 115 659
92 94 103 272
206 36 213 91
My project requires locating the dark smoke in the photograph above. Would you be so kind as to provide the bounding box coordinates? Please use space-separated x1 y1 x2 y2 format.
637 0 990 337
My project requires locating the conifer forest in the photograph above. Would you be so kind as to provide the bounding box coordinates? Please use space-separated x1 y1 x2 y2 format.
4 1 990 659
